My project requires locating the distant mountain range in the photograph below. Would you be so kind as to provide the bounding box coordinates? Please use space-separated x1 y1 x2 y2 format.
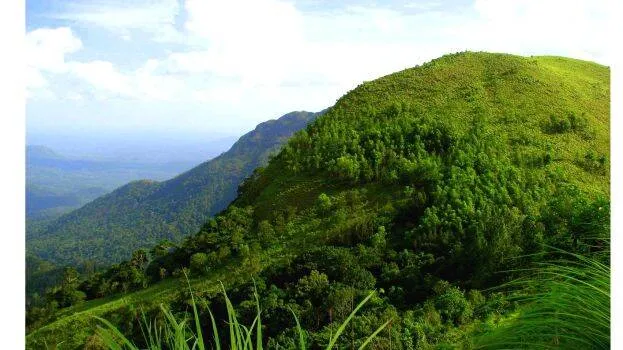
27 110 321 266
25 144 210 220
27 145 64 161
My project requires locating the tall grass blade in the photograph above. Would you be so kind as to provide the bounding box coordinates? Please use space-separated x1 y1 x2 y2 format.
220 281 239 350
357 318 392 350
207 307 221 350
184 271 205 350
325 291 376 350
290 307 306 350
474 250 610 349
94 315 139 350
253 279 263 350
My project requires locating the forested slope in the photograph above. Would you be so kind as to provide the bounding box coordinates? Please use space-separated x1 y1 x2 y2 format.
27 52 610 349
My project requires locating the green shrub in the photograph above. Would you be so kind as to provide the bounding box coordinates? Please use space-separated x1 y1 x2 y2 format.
189 253 210 275
578 150 608 174
334 155 360 182
545 112 589 135
433 281 473 325
315 193 333 215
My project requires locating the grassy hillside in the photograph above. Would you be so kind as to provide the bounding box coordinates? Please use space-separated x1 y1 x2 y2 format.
26 52 610 349
27 111 321 267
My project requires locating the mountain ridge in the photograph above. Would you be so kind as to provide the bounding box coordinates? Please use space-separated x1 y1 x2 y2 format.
27 110 322 266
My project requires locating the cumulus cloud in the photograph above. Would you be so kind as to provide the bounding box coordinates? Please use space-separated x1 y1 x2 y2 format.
24 26 186 101
26 27 82 72
182 0 305 85
26 27 82 93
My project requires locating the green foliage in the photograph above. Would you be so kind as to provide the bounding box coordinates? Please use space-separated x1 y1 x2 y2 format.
26 254 64 302
46 267 86 308
256 220 276 245
544 112 591 137
432 281 473 326
578 150 608 174
315 193 333 215
334 155 361 182
190 253 210 275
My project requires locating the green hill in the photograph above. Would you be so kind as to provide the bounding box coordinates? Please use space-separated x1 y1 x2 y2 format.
27 111 321 266
26 52 609 349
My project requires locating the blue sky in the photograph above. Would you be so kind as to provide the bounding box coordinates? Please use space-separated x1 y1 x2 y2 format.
26 0 613 137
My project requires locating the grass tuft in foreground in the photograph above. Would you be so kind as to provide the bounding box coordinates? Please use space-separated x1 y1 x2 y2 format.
474 248 609 349
95 275 390 350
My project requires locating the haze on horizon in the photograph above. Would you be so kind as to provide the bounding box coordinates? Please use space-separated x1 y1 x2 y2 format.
27 0 613 140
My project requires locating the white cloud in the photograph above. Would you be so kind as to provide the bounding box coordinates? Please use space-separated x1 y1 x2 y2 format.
68 61 134 98
403 1 443 12
133 66 187 101
455 0 613 63
26 27 82 72
191 85 246 103
25 27 82 93
25 68 47 89
64 91 84 101
184 0 303 43
65 59 189 101
50 0 183 42
24 26 186 101
182 0 305 85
